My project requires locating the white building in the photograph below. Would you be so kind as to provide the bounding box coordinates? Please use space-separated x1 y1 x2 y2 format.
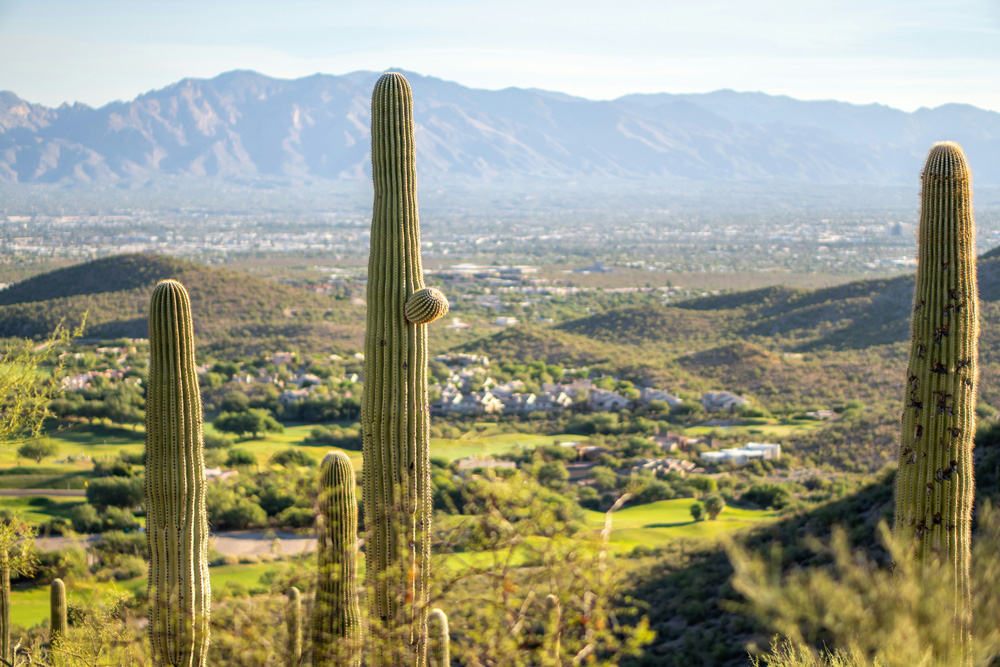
700 442 780 465
589 389 631 412
639 388 683 407
701 391 749 413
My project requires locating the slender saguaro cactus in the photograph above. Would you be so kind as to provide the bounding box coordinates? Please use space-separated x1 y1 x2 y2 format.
894 142 978 635
543 595 561 666
312 451 361 666
0 549 8 665
50 578 67 646
287 587 302 666
428 609 449 667
145 279 211 667
363 71 448 665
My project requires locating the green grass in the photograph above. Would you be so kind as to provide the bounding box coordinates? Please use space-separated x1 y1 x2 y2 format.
429 432 566 462
682 418 826 438
581 498 776 550
5 422 569 478
0 495 86 523
11 575 145 630
11 561 284 629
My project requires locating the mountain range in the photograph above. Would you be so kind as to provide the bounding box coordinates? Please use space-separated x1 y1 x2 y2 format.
2 69 1000 186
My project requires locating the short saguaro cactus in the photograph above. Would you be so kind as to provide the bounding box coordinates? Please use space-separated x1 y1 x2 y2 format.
312 450 361 666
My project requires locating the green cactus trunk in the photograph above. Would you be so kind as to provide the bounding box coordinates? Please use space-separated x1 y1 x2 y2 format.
0 550 9 666
312 451 361 666
145 279 211 667
543 595 561 666
287 587 302 666
50 577 67 648
428 609 449 667
894 142 978 646
362 71 448 666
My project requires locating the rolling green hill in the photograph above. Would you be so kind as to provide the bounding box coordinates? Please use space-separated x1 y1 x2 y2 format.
0 254 365 354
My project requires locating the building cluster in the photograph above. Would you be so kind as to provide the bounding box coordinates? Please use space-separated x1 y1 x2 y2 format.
61 367 138 390
426 355 693 417
699 442 782 465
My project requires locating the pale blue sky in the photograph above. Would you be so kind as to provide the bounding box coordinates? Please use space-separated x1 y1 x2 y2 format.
2 0 999 111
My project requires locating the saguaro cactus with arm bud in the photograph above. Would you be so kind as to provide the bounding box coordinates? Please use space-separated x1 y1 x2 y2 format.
362 72 449 665
312 451 361 666
894 142 979 647
145 279 211 667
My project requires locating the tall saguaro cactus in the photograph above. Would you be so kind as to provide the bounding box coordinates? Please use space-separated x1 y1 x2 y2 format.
146 279 211 667
312 451 361 666
363 71 449 665
894 142 978 630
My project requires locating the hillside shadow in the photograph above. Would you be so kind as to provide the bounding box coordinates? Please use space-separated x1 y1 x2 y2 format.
625 436 1000 667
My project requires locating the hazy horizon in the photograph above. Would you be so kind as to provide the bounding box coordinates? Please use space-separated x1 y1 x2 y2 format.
2 0 999 111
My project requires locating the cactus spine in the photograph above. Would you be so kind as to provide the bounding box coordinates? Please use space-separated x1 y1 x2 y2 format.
363 71 448 665
312 451 361 666
894 142 978 630
287 587 302 666
428 609 449 667
145 279 211 666
50 578 67 647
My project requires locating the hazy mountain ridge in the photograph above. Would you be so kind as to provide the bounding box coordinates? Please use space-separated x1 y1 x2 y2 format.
2 70 999 185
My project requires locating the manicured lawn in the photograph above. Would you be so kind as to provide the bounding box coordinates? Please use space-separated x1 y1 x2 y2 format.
429 433 566 462
11 561 285 629
7 422 570 476
10 575 146 630
581 498 776 550
0 495 86 523
683 418 826 438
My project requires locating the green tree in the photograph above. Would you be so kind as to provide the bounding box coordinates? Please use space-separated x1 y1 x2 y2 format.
0 325 79 664
703 494 725 520
270 448 315 468
536 460 570 489
220 391 251 413
226 448 257 468
17 439 59 464
689 502 704 522
215 409 283 439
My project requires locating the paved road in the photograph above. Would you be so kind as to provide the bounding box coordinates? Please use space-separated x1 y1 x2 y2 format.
34 530 317 557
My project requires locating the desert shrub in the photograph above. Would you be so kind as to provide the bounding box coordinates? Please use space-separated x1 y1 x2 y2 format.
86 475 144 510
742 483 792 510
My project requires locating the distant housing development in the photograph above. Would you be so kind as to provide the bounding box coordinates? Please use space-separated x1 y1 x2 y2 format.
700 443 781 465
